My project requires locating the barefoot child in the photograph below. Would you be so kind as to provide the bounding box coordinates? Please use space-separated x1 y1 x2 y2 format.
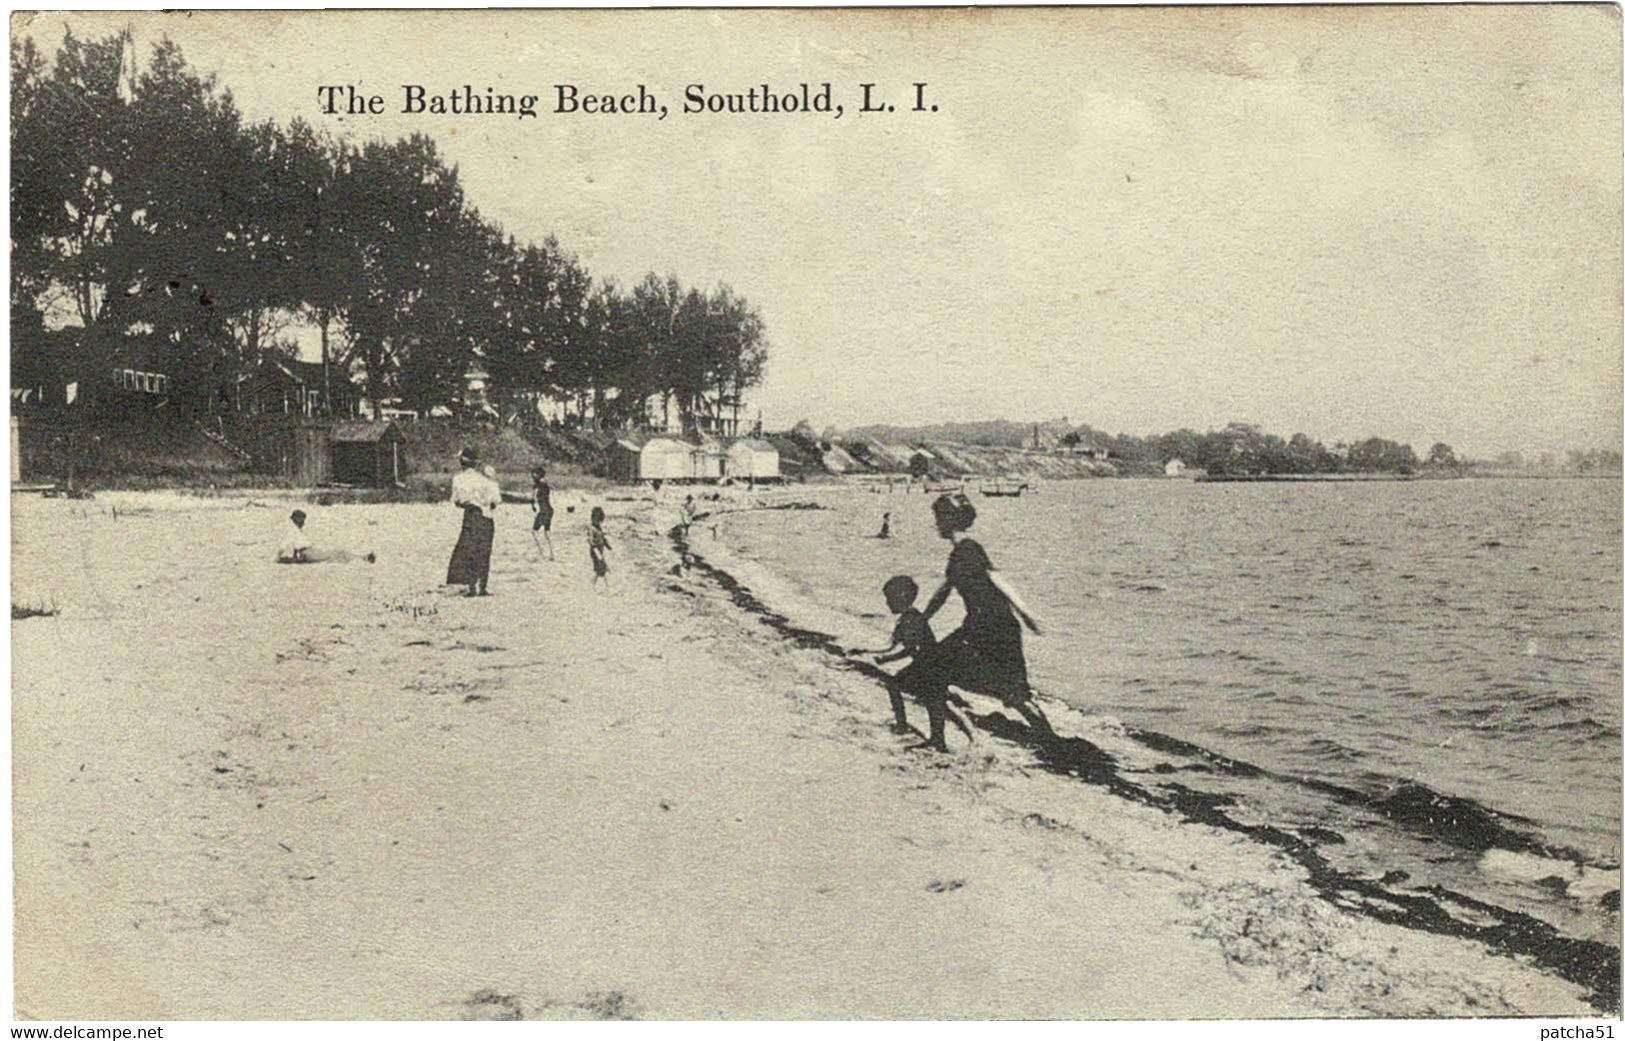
277 510 311 563
531 468 556 561
275 509 375 565
588 506 612 592
852 575 974 752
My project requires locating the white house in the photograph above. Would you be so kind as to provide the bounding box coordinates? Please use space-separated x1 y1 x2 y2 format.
727 439 780 481
1165 458 1187 477
462 365 496 416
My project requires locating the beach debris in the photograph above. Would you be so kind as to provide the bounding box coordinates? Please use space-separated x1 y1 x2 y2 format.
577 990 637 1020
926 879 966 893
11 600 59 620
459 989 524 1021
450 642 506 653
1534 875 1571 896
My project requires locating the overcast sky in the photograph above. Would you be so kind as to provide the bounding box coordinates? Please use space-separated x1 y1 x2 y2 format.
20 7 1622 456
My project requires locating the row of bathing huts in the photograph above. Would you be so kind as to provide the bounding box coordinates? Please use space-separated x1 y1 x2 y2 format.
238 425 788 488
608 433 783 485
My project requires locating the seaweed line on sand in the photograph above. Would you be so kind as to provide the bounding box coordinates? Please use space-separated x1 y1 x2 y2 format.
668 521 1622 1014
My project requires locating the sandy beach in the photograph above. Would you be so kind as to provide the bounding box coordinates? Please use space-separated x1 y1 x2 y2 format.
11 487 1602 1019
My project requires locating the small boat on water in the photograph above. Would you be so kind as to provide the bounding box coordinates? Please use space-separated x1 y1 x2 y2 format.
981 480 1032 498
924 481 964 494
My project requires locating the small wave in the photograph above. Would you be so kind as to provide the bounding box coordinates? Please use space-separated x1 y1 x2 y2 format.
1542 716 1611 732
1216 722 1276 738
1306 738 1366 763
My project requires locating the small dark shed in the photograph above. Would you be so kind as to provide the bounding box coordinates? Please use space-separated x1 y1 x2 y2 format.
331 420 405 486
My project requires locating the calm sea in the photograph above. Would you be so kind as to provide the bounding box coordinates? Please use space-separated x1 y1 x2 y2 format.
716 477 1622 940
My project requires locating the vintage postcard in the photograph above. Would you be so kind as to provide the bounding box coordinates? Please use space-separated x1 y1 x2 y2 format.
8 5 1621 1024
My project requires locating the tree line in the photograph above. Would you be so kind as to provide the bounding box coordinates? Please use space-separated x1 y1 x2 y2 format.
1074 423 1624 476
1099 423 1437 475
11 29 767 431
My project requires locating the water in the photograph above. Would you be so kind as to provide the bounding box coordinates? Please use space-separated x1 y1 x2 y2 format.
716 478 1622 942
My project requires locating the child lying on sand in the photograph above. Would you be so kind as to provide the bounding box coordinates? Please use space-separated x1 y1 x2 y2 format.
849 575 974 753
275 510 376 565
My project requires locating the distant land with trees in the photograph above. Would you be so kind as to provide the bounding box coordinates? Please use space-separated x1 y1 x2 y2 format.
841 419 1622 477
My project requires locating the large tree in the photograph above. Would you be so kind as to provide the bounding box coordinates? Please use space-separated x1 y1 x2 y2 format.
343 133 472 409
23 30 137 336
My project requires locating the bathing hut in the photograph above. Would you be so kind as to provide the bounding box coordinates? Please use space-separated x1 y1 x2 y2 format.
609 438 644 484
909 449 935 479
637 436 696 483
692 438 728 482
330 420 404 486
727 439 781 482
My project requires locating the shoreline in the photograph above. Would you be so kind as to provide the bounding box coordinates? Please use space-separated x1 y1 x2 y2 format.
10 488 1611 1018
679 492 1620 1014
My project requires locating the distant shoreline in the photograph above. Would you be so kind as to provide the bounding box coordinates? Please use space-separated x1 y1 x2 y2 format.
1194 471 1621 483
1195 472 1419 483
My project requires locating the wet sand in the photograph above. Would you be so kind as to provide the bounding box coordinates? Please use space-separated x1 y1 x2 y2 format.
10 489 1598 1018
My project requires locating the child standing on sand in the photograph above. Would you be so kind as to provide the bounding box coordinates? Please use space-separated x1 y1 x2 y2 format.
531 468 556 561
588 506 612 592
851 575 974 752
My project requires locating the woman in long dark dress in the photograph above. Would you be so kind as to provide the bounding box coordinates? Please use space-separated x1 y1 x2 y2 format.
921 493 1053 736
447 448 500 596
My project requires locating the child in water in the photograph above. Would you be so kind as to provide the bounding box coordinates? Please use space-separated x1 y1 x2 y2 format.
852 575 974 752
588 506 612 592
